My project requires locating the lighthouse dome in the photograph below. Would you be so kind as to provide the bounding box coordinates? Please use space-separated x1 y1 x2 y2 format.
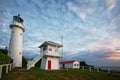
10 14 25 32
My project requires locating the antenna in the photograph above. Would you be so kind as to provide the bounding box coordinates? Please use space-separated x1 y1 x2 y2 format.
61 35 64 58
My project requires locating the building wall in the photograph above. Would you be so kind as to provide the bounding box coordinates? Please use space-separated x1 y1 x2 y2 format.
65 63 73 68
8 26 23 67
40 57 47 69
73 61 80 68
47 45 58 54
47 57 59 70
60 61 80 69
40 57 60 70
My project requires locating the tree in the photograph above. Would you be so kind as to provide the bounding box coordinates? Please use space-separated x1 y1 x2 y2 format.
0 52 11 65
80 61 88 66
0 47 8 55
22 56 27 67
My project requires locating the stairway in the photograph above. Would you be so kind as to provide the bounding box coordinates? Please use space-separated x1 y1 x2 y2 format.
27 55 43 70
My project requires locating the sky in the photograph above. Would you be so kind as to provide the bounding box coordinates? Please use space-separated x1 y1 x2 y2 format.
0 0 120 67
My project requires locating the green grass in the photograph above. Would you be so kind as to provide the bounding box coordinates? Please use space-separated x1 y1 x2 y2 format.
1 67 120 80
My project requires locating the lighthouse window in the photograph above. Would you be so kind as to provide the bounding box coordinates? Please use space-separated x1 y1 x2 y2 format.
19 52 21 55
20 33 22 35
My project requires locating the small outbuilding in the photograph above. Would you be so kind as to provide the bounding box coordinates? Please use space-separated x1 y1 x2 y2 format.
60 60 80 69
39 41 63 70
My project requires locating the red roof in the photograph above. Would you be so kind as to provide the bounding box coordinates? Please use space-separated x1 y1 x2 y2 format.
60 60 76 64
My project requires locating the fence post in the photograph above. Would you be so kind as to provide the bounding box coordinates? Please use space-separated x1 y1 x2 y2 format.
6 65 9 73
82 66 84 70
97 68 99 72
9 64 12 71
108 68 110 74
89 67 91 71
0 65 3 78
12 63 14 69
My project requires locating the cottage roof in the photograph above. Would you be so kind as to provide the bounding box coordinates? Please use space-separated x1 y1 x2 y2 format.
60 60 76 64
39 41 62 48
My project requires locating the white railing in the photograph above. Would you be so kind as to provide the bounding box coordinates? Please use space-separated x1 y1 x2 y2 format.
79 66 119 74
27 55 43 70
43 50 63 57
0 63 14 78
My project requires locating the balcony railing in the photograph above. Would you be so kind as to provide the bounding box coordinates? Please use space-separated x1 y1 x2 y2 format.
43 50 63 58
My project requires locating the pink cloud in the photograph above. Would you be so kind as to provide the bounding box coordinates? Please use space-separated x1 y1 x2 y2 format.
106 49 120 60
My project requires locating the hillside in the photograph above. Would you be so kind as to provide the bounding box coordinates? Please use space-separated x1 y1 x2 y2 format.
1 68 120 80
0 52 12 65
0 49 12 65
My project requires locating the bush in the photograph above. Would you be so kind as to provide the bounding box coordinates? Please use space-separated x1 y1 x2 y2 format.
0 52 12 65
22 56 27 67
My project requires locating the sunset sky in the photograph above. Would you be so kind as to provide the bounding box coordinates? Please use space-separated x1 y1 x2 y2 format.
0 0 120 67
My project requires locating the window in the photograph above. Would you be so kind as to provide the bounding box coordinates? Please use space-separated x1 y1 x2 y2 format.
77 64 79 66
19 52 21 55
20 33 22 35
43 47 47 51
55 49 58 52
49 48 52 51
74 64 76 66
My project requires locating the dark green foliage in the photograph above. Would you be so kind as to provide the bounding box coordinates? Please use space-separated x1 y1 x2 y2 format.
80 61 89 66
35 59 41 67
0 48 12 65
0 47 8 55
22 56 27 67
0 52 12 65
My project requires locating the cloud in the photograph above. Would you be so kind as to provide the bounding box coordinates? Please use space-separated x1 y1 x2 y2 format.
106 50 120 60
105 0 116 11
107 14 120 37
91 36 120 50
90 35 120 62
66 1 93 20
89 0 99 3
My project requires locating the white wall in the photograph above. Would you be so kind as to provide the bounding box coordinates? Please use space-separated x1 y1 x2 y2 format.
40 57 60 70
8 26 23 67
65 63 73 68
73 61 80 68
60 61 80 69
47 45 58 54
40 57 47 69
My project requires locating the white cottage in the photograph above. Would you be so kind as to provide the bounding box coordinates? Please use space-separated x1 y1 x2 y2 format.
60 60 80 69
39 41 63 70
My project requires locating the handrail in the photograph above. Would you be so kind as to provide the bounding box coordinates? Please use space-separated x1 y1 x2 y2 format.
27 55 43 70
0 63 14 78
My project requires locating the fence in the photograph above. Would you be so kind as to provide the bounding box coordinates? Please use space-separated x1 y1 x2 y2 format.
0 63 14 78
79 66 113 73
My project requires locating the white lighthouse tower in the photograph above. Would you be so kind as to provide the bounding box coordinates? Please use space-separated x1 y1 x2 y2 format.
8 14 25 67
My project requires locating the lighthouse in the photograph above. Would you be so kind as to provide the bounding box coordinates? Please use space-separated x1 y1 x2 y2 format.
8 14 25 67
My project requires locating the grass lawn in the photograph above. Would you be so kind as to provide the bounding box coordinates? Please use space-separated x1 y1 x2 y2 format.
1 67 120 80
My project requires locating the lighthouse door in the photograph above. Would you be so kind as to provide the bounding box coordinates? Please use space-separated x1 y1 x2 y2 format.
48 60 51 70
